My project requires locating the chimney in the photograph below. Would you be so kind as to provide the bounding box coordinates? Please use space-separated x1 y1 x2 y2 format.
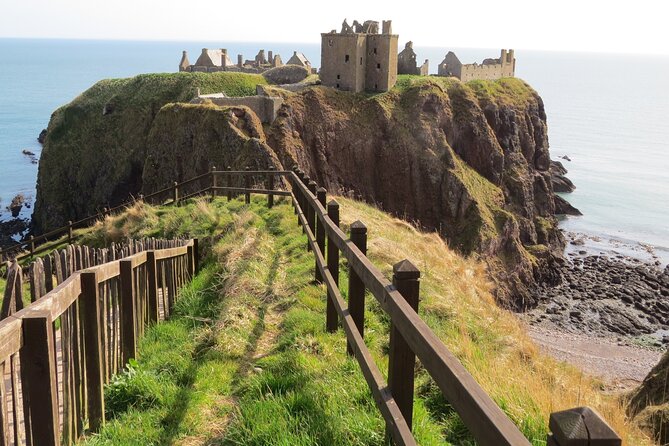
268 50 273 61
221 49 227 69
237 54 243 68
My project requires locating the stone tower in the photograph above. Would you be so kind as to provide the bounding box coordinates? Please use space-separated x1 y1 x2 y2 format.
320 19 398 92
179 51 190 72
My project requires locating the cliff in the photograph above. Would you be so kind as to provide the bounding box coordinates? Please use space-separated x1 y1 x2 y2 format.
33 72 266 233
265 76 564 306
34 73 564 306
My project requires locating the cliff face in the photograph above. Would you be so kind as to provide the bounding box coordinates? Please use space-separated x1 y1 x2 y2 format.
266 78 564 306
33 72 266 233
34 74 564 307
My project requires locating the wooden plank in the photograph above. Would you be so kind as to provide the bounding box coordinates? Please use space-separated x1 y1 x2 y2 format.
44 254 54 293
120 260 137 366
80 271 105 431
10 353 24 446
0 361 9 445
326 200 340 333
20 310 59 446
152 246 188 261
146 252 159 323
388 260 421 434
0 317 22 361
347 221 367 356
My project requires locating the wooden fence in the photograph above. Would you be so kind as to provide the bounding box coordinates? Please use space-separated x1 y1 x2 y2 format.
0 166 622 445
286 168 622 446
0 238 197 445
0 166 287 262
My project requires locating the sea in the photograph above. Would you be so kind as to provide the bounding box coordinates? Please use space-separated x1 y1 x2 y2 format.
1 39 668 264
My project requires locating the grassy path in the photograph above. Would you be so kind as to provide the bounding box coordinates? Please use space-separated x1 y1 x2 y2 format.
80 197 651 446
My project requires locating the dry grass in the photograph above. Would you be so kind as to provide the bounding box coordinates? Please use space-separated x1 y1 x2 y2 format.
337 196 652 445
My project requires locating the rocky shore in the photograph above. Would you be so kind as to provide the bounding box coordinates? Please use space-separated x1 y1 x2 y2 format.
527 251 669 347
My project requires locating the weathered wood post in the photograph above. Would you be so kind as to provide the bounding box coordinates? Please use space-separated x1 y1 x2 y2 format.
147 251 159 323
226 166 233 201
547 407 621 446
306 180 317 252
347 221 367 356
120 259 137 365
387 259 420 437
80 270 105 431
245 166 251 204
326 200 340 333
292 166 299 215
267 166 275 208
20 310 59 445
193 239 199 274
301 174 310 232
68 221 73 243
315 188 327 283
173 181 179 206
29 235 35 257
211 166 217 200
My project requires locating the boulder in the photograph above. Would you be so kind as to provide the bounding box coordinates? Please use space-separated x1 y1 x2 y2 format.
554 195 582 216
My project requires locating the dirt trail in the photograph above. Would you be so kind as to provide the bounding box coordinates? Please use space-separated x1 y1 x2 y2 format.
526 324 663 392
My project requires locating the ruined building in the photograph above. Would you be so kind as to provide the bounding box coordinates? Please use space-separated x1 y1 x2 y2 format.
397 42 429 76
286 51 312 72
320 19 398 92
438 49 515 82
179 48 285 73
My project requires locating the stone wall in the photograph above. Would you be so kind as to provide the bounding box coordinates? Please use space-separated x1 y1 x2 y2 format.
320 19 398 93
191 95 284 124
320 33 367 92
439 49 515 82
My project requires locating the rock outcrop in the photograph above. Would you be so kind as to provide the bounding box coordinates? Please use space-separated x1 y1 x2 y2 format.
629 348 669 444
34 74 571 307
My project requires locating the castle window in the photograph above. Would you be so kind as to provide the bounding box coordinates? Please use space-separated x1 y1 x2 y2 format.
375 83 378 90
377 63 381 70
329 39 333 46
337 74 340 79
373 48 377 54
345 54 350 63
360 57 363 65
336 83 340 88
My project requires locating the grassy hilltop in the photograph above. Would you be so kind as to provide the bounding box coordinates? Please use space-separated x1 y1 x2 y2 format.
71 196 649 445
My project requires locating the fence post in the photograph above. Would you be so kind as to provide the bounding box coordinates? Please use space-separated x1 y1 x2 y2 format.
301 174 310 234
68 221 73 243
347 221 367 356
326 200 340 333
315 188 327 283
173 181 179 206
291 167 299 215
20 310 59 446
80 270 105 431
387 259 420 437
245 166 251 204
29 235 35 257
147 251 159 323
211 166 217 200
547 407 621 446
120 259 137 365
267 166 275 208
226 166 232 201
306 180 317 251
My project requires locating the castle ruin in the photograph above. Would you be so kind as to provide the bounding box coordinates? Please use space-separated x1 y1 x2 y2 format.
397 42 428 76
179 48 310 74
320 19 398 92
437 49 515 82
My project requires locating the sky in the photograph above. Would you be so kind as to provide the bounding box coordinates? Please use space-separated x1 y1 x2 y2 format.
1 0 668 55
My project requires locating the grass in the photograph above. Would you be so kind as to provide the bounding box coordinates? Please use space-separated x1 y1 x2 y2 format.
76 195 653 445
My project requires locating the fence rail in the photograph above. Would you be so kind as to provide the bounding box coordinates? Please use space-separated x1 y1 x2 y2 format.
0 238 197 446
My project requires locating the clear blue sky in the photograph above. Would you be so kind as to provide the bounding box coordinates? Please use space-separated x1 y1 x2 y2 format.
2 0 668 55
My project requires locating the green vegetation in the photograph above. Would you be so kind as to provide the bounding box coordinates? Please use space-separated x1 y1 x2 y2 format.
79 196 649 445
34 71 267 232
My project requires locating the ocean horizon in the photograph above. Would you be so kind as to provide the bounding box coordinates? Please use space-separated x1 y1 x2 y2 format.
1 38 667 264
